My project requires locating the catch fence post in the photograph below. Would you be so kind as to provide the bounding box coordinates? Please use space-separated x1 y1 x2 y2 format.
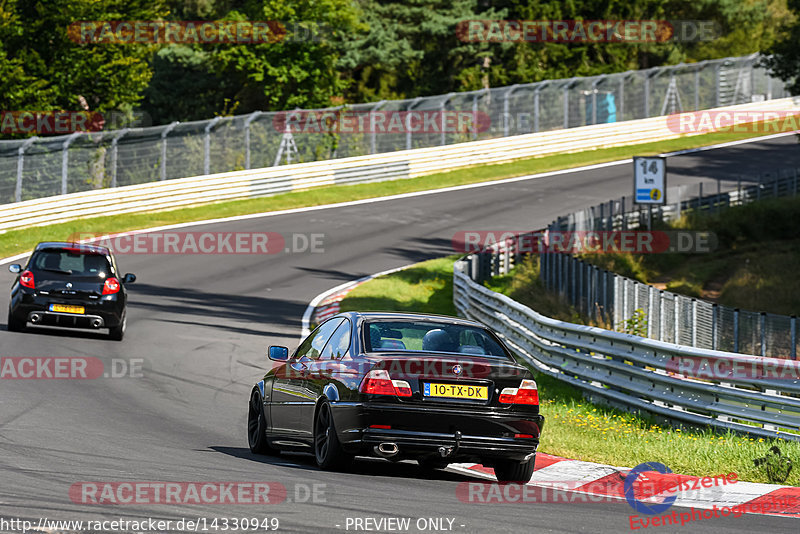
160 121 179 181
15 137 37 202
712 304 718 350
61 132 81 195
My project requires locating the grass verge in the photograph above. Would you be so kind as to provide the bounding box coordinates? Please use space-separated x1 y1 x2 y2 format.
581 195 800 315
1 126 789 259
337 256 800 485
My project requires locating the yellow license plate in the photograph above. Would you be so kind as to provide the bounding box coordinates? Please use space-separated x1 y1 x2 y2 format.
50 304 85 314
424 383 488 400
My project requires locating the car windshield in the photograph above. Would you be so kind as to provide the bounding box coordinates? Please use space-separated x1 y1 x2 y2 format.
364 320 511 359
30 249 112 277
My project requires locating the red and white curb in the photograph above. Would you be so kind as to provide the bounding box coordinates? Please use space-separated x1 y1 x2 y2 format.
448 454 800 518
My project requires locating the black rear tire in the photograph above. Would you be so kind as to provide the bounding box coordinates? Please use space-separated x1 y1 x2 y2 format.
418 458 450 471
494 456 535 483
7 307 25 332
314 401 352 470
108 312 126 341
248 389 277 454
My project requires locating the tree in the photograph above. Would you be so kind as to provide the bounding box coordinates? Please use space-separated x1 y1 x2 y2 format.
0 0 167 116
762 0 800 94
339 0 508 101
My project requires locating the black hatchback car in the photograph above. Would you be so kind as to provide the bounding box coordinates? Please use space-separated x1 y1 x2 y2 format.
248 312 544 482
7 242 136 340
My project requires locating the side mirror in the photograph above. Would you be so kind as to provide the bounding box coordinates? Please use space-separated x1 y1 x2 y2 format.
8 264 21 274
268 345 289 362
123 273 136 283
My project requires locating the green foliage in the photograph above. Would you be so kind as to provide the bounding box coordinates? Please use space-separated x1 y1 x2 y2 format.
1 0 790 129
204 0 363 112
339 0 508 100
618 308 648 336
143 45 232 123
762 0 800 94
0 0 165 115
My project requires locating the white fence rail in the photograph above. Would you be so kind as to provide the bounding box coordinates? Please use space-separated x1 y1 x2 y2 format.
2 98 799 233
0 53 787 205
453 264 800 441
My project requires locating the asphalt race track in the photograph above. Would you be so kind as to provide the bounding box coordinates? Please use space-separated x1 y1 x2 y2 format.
2 135 800 533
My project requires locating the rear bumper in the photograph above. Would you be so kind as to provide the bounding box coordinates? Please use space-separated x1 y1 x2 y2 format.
332 402 543 463
10 291 125 328
26 311 106 329
361 428 538 463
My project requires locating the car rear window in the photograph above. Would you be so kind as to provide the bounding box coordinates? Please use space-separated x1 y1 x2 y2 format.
31 249 112 277
364 320 512 359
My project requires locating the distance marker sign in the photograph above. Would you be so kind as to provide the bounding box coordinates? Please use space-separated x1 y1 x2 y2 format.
633 156 666 205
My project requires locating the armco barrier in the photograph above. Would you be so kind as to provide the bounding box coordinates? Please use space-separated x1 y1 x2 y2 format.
453 262 800 440
2 98 799 233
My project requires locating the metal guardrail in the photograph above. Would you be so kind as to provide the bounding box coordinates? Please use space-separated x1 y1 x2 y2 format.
453 263 800 441
2 98 798 233
0 54 789 205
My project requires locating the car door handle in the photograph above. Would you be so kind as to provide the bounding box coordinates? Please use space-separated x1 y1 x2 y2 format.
290 362 309 377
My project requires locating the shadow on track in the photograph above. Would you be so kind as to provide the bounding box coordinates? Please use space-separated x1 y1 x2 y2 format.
129 283 306 327
3 323 111 341
210 446 479 482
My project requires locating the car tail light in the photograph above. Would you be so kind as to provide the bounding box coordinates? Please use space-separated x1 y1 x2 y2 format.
499 379 539 405
102 277 120 295
514 433 534 438
359 369 412 397
20 270 35 289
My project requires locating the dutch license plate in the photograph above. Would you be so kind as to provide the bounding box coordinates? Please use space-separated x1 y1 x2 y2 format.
424 382 488 400
49 304 85 314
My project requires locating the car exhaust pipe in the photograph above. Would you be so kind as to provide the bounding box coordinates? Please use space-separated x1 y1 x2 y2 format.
374 442 399 457
30 313 42 324
90 319 102 328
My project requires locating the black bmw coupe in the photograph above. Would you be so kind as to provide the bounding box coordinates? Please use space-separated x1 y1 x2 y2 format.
248 312 544 482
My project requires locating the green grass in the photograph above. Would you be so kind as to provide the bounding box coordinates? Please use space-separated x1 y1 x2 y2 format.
1 125 785 259
581 196 800 315
338 255 800 485
538 373 800 485
338 256 458 316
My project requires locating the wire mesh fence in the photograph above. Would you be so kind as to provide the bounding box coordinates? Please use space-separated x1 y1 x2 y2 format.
0 53 790 206
469 168 800 358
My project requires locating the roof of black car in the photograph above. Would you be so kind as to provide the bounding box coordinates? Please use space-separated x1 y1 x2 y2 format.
34 241 111 255
341 311 483 327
